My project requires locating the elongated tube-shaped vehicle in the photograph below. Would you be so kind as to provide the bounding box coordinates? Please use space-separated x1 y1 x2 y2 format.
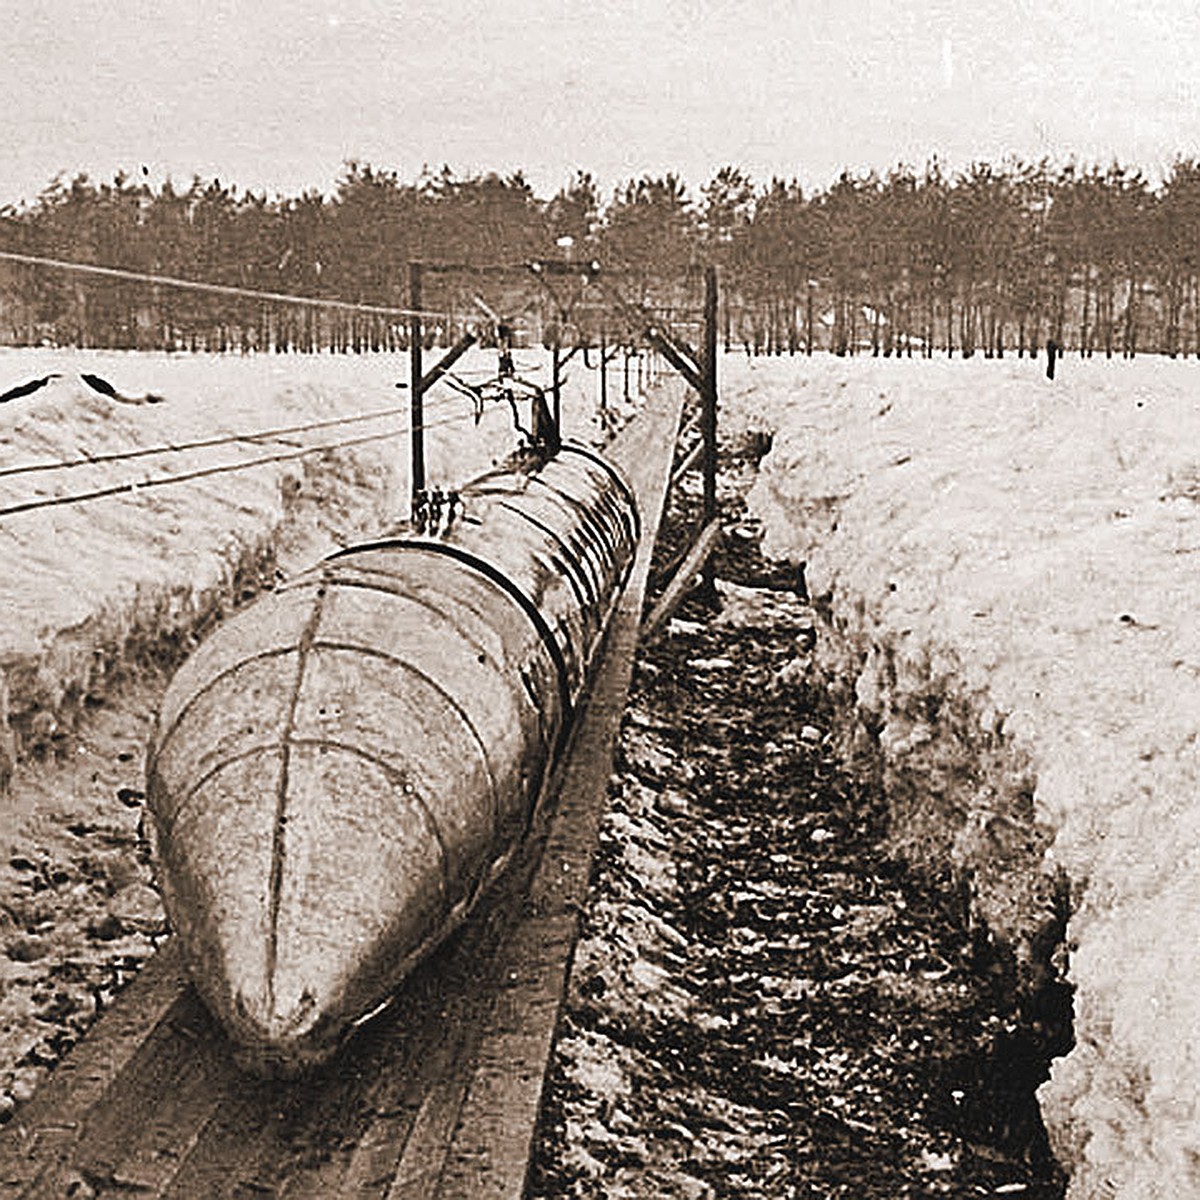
145 444 639 1074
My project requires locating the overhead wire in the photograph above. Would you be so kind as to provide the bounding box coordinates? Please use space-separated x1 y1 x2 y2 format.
0 248 663 358
0 249 452 322
0 247 651 525
0 248 648 516
0 246 678 342
0 399 449 480
0 405 481 521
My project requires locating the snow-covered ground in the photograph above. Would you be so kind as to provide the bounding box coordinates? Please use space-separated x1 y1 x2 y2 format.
729 351 1200 1200
0 346 619 735
11 343 1192 1196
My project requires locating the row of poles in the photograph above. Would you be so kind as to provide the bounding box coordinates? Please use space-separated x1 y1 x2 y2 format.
0 246 724 620
404 261 720 544
0 246 719 534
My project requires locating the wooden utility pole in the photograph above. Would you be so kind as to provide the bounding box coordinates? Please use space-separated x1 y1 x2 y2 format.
593 264 723 607
701 265 719 592
551 334 562 432
599 332 607 420
409 262 424 500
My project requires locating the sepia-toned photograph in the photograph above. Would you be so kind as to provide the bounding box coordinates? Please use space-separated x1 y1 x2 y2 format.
0 1 1195 1196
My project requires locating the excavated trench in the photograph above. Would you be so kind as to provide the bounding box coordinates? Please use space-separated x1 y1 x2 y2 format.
530 438 1073 1198
0 417 1076 1194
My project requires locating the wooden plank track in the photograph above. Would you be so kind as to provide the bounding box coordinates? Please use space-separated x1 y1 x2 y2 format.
0 383 685 1200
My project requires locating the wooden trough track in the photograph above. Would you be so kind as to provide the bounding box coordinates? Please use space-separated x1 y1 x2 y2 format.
0 383 685 1200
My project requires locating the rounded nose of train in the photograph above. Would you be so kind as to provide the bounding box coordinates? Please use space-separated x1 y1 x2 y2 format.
226 982 338 1078
152 742 451 1075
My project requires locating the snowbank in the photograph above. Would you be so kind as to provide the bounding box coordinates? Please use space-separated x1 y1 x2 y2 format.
732 352 1200 1199
0 347 606 747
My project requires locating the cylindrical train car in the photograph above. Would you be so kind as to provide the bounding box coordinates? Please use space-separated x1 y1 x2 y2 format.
144 444 639 1074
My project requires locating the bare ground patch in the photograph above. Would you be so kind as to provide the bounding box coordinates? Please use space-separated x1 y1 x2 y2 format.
530 451 1070 1199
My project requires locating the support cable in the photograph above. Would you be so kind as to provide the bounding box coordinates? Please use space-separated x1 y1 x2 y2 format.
0 402 418 480
0 409 478 521
0 403 470 481
0 389 477 482
0 249 451 322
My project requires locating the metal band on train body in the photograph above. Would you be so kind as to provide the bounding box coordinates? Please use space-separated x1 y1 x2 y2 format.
558 442 642 543
326 536 576 725
446 448 639 694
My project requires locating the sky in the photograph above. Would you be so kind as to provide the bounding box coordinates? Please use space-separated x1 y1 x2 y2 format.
2 0 1199 208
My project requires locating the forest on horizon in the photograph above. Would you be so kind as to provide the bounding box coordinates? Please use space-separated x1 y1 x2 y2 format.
3 155 1200 358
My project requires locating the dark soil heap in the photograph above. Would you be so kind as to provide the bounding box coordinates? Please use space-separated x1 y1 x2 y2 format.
530 448 1069 1199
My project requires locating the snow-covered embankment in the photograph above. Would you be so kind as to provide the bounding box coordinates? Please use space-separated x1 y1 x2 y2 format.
0 348 604 745
728 353 1200 1199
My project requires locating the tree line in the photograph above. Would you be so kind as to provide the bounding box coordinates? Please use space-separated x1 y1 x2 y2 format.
2 157 1199 357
